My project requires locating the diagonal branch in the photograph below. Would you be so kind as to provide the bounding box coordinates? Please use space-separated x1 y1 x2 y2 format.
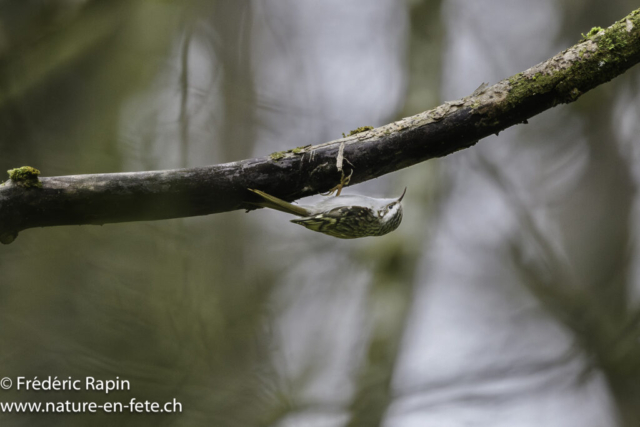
1 9 640 244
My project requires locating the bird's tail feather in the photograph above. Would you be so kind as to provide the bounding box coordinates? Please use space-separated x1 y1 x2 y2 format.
248 189 310 217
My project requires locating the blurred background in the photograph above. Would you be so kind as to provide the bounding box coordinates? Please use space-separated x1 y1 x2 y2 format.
0 0 639 426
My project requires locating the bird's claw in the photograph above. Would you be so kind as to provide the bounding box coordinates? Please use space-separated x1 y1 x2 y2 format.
321 169 353 197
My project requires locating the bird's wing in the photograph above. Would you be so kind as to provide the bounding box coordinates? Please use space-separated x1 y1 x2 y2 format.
247 189 311 217
290 205 375 233
321 205 374 219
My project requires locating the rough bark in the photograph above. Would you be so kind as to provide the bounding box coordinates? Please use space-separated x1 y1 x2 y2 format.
1 9 640 244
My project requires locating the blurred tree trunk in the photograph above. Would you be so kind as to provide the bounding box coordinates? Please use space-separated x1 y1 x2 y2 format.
345 1 444 425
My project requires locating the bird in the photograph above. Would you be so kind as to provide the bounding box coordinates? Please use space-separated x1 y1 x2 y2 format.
247 187 406 239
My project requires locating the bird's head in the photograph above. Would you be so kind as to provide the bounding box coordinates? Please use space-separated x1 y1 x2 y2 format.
378 188 406 230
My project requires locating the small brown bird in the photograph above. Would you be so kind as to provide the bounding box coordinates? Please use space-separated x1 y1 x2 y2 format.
248 188 406 239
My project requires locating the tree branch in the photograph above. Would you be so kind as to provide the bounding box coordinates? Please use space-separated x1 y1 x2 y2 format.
2 9 640 244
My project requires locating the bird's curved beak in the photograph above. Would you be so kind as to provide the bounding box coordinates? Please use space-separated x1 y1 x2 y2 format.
398 187 407 202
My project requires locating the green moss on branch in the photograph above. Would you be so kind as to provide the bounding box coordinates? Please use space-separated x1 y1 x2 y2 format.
7 166 42 188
